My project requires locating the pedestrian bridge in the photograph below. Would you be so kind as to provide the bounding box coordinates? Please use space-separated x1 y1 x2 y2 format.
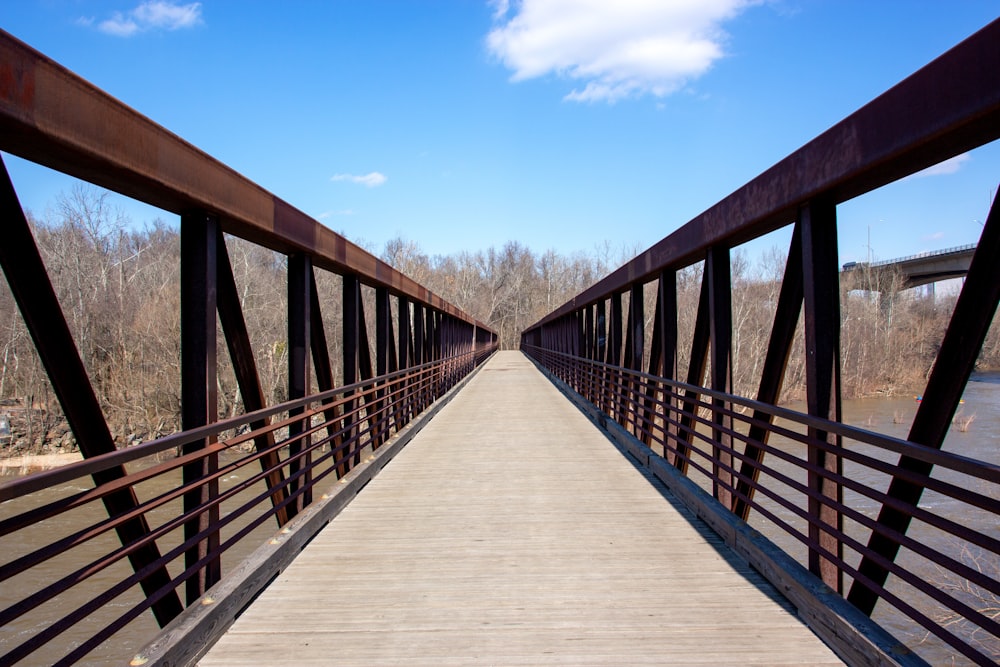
1 19 999 667
194 352 843 666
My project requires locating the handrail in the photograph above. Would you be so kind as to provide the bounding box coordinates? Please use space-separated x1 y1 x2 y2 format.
0 26 498 666
0 350 492 666
520 18 1000 666
0 29 488 330
525 347 1000 665
524 19 1000 331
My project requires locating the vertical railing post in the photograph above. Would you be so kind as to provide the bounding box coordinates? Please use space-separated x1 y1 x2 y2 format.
609 292 623 423
376 286 390 446
628 283 644 437
652 270 677 462
0 157 183 626
397 297 411 429
342 274 360 473
287 253 312 511
707 246 733 508
800 199 844 593
596 300 608 414
180 211 221 604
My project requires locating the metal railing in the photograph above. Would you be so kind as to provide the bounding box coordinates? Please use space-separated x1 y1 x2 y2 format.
0 28 496 666
842 243 978 271
522 18 1000 666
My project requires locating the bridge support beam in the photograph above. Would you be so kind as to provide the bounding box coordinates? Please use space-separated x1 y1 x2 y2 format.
800 200 843 593
0 155 185 626
675 275 710 474
308 268 345 479
707 246 733 508
287 254 313 514
645 271 677 462
849 192 1000 615
216 232 290 527
734 223 804 521
180 211 222 604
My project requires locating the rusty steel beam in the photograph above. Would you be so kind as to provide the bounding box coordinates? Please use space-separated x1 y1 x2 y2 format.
342 274 361 474
375 287 391 447
216 232 290 527
355 291 376 462
848 192 1000 616
308 268 344 467
800 199 843 593
0 155 184 626
0 30 491 334
287 253 312 512
675 275 711 474
180 211 221 604
733 223 804 522
707 247 733 508
524 19 1000 333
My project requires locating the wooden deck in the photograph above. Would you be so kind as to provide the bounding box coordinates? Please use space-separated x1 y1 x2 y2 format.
199 351 843 666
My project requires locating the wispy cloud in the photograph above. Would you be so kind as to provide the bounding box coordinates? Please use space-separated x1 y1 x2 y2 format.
486 0 758 103
910 153 971 179
317 210 355 219
331 172 387 188
90 1 203 37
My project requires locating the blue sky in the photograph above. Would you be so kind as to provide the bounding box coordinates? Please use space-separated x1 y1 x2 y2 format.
3 1 998 268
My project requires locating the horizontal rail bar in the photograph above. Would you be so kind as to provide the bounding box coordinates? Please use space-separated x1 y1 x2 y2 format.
0 29 489 331
526 346 999 665
525 19 1000 330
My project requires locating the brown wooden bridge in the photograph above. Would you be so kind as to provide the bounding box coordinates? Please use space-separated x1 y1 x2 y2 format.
1 19 999 667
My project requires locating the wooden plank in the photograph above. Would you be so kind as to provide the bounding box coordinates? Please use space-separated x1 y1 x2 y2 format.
196 352 845 667
135 353 493 667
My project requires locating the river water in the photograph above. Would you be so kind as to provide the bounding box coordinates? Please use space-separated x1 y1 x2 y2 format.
1 377 998 665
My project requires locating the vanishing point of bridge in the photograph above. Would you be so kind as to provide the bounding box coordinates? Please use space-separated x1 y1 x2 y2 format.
1 19 1000 667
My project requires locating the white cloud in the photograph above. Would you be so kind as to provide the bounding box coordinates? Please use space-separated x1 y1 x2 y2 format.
331 172 388 188
910 153 971 179
95 1 203 37
317 210 355 219
487 0 758 103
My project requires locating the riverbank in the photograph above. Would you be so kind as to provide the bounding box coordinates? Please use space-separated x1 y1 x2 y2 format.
0 452 83 475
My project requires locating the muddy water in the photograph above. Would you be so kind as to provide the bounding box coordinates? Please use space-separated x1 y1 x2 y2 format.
743 373 1000 665
1 378 998 665
0 454 281 666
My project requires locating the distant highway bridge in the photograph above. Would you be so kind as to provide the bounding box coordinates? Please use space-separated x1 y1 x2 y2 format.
840 243 976 292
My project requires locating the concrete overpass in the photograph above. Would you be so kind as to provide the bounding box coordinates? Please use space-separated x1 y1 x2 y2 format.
840 243 976 293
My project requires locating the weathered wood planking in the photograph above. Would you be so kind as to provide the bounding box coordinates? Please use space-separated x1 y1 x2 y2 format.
199 351 843 666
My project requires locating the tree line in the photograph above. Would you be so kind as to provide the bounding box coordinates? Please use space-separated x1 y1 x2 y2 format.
1 186 997 452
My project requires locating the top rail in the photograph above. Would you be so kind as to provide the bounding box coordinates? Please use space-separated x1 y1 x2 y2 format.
0 29 486 330
526 18 1000 330
519 17 1000 665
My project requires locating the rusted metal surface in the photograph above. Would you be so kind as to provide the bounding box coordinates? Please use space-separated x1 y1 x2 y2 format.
180 211 223 604
800 199 843 593
0 30 489 330
525 19 1000 330
0 156 184 627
